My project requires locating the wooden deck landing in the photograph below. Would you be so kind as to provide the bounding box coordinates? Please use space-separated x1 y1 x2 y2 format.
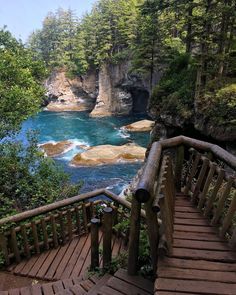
155 194 236 295
7 231 127 282
0 269 153 295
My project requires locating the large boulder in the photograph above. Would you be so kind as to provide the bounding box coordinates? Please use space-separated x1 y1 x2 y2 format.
40 141 73 157
70 143 146 166
122 120 155 132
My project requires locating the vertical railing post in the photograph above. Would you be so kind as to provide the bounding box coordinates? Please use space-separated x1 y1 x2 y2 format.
90 218 100 271
103 207 113 270
128 197 141 275
175 145 185 192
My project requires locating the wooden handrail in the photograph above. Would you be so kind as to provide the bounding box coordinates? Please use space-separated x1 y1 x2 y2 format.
0 189 134 227
135 136 236 202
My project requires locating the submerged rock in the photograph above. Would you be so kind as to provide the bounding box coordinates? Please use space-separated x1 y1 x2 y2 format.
122 120 155 132
40 141 73 157
71 143 146 166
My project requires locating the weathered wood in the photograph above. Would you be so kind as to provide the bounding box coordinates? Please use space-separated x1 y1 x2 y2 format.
135 136 236 203
66 210 73 241
59 212 66 244
10 228 20 263
20 224 31 259
41 218 49 250
82 203 88 234
230 227 236 249
191 157 209 203
144 194 159 273
103 207 113 269
198 162 217 209
0 232 10 265
90 218 100 270
211 177 234 225
50 215 58 248
31 221 40 254
204 169 225 216
0 189 106 226
74 206 81 235
175 145 185 192
184 152 201 195
128 197 141 275
220 191 236 238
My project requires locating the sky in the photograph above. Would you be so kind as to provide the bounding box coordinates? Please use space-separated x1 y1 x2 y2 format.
0 0 96 42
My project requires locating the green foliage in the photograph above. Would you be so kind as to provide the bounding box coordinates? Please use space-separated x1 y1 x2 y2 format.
200 81 236 126
150 53 196 122
0 28 46 138
0 133 81 219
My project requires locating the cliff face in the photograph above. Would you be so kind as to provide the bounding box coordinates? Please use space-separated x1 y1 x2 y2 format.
44 63 150 116
90 62 149 117
44 69 97 112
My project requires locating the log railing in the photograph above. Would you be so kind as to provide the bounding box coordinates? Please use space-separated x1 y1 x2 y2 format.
184 148 236 244
0 189 133 266
128 135 236 275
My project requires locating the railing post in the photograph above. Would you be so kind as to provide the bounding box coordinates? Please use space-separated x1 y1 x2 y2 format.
91 218 100 271
128 197 141 275
103 207 113 270
175 145 185 192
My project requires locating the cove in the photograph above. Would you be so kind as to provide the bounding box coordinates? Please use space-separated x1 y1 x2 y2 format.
19 111 150 194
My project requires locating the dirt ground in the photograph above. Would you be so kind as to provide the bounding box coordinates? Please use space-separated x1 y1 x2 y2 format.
0 271 46 291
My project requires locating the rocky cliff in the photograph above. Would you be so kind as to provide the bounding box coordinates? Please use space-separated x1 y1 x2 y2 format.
44 64 150 116
90 62 150 117
44 69 97 112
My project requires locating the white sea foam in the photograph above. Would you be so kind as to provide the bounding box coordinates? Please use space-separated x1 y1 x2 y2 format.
58 138 90 161
117 128 130 139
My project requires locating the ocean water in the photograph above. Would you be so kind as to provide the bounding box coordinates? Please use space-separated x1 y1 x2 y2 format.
19 111 150 194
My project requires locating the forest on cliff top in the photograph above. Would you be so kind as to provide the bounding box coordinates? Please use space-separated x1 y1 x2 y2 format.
27 0 236 141
0 0 235 219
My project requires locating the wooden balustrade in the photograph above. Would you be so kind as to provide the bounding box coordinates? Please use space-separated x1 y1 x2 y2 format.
183 148 236 246
0 189 134 266
153 155 175 254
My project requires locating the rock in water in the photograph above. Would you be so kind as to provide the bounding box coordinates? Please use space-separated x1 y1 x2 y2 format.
71 143 146 166
40 141 73 157
122 120 155 132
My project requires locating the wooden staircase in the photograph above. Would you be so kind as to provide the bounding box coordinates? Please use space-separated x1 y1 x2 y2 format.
0 136 236 295
0 269 153 295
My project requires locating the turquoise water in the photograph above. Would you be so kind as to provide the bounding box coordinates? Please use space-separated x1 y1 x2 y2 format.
20 111 150 194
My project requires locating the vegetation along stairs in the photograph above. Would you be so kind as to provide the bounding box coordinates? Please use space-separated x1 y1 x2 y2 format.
0 136 235 294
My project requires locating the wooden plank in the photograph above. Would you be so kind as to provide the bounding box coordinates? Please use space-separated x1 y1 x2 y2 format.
41 283 54 295
115 268 153 293
19 255 40 276
69 285 86 294
174 224 218 234
79 279 94 291
107 277 150 295
19 287 31 295
80 231 102 275
172 247 236 262
173 231 224 242
70 234 91 277
60 235 87 280
159 266 236 283
28 251 50 278
158 257 236 272
10 228 21 263
98 285 123 295
8 289 20 295
174 218 209 226
52 280 64 293
31 284 43 295
174 212 206 219
87 274 112 295
20 224 31 259
155 278 236 294
54 238 79 280
44 243 70 280
36 247 60 279
175 206 200 213
31 221 40 255
12 260 28 274
173 239 231 251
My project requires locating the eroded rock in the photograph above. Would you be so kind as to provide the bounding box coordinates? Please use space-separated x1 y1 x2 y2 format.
70 143 146 166
40 141 73 157
122 120 155 132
